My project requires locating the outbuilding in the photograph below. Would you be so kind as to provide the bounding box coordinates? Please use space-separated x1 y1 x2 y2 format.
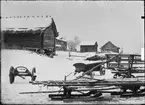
100 41 120 53
80 41 98 53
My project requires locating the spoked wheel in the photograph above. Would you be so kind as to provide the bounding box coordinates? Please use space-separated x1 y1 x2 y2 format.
113 72 122 79
31 67 37 81
101 69 105 75
9 66 15 84
100 67 105 76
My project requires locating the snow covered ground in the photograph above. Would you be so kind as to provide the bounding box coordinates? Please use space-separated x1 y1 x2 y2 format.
1 49 145 104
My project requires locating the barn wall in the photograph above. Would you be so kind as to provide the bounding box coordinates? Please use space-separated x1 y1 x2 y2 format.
101 42 119 53
3 34 42 49
43 26 55 50
101 48 119 53
80 45 95 52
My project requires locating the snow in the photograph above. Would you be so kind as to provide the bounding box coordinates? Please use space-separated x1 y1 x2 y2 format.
1 49 145 104
80 41 95 45
1 16 52 30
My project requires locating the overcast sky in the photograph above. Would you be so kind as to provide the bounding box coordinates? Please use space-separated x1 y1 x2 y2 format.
1 1 144 54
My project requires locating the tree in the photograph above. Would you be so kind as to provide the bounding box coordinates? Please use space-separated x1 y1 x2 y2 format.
67 36 81 52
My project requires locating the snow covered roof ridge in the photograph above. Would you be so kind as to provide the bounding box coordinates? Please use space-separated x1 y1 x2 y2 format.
1 16 53 31
101 41 120 49
80 41 97 45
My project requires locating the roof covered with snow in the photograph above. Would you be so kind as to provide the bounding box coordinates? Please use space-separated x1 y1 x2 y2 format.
101 41 120 49
80 41 96 46
1 16 52 31
56 36 67 42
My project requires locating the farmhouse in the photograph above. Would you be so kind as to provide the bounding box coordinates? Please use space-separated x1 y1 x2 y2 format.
1 16 59 54
80 41 98 53
55 37 67 51
100 41 120 53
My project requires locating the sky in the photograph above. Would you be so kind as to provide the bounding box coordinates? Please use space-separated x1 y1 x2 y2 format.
1 1 144 54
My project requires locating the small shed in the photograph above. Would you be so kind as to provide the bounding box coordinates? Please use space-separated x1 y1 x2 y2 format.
80 41 98 53
100 41 120 53
55 37 67 51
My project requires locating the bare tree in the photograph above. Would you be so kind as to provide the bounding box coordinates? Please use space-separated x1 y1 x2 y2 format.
74 36 81 49
67 36 81 52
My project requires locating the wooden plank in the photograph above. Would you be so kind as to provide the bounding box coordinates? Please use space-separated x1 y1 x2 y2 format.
31 81 145 86
120 92 145 97
111 70 145 73
63 97 111 102
49 94 87 98
106 54 141 57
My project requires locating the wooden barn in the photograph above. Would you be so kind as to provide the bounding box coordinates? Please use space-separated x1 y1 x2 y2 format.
1 16 59 54
55 37 67 51
80 41 98 53
100 41 120 53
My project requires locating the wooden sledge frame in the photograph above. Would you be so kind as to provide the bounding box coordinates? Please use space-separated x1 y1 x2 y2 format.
105 53 145 78
20 52 145 101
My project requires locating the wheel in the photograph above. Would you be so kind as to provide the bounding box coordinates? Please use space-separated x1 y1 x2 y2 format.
9 75 15 84
100 66 105 75
31 67 37 81
9 66 15 84
102 69 105 75
131 75 135 78
113 72 121 79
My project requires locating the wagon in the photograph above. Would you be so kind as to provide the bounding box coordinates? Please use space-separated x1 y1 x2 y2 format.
73 62 105 76
9 66 37 84
105 54 145 79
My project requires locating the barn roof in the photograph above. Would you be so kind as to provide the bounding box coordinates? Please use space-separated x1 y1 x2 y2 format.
1 16 52 30
1 16 59 37
101 41 120 49
80 41 97 46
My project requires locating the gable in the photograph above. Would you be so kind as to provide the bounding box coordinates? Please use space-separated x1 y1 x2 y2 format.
101 41 119 49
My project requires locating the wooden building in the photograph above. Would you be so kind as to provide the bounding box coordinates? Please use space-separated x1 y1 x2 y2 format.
80 41 98 53
1 16 59 54
100 41 120 53
55 37 67 51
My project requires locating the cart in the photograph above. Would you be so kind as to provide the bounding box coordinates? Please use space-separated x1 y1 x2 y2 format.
9 66 37 84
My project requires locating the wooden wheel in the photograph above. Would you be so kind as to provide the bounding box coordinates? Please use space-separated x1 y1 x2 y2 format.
9 66 15 84
113 72 121 79
31 67 37 81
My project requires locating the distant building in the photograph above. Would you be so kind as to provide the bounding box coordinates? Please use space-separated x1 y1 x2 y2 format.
55 37 67 51
100 41 120 53
80 41 98 53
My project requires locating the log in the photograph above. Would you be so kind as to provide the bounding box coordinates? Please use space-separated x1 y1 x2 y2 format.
29 81 145 86
20 86 118 94
120 92 145 97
